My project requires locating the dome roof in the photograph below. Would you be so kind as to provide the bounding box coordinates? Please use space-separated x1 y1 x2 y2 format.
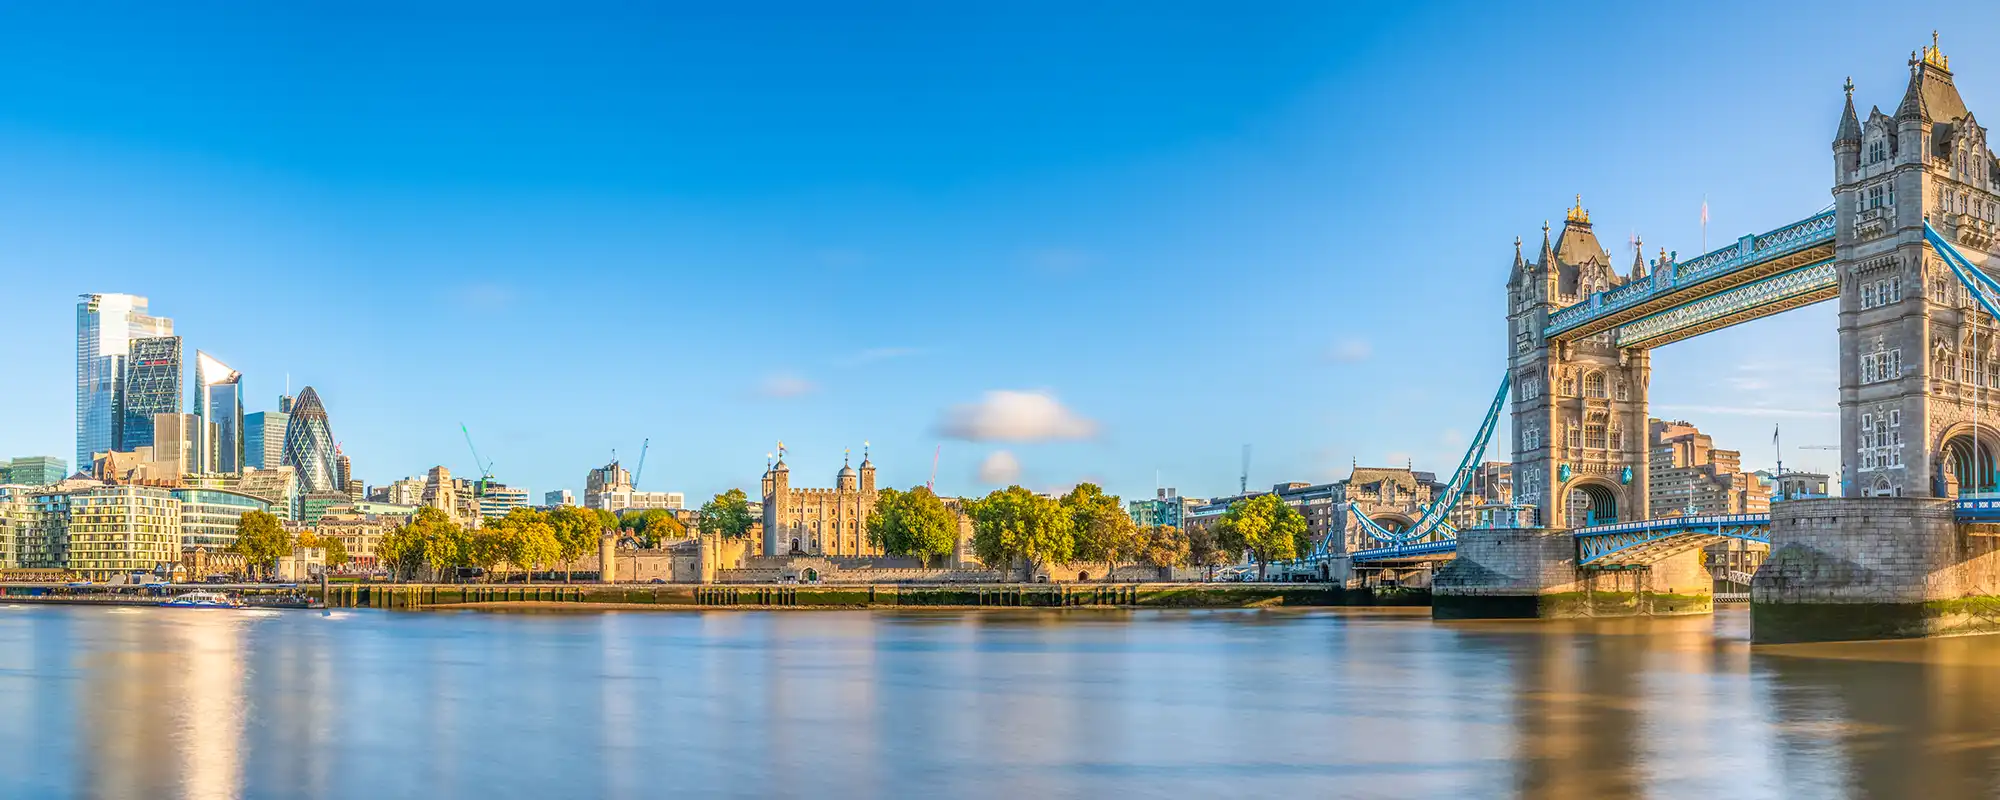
837 464 857 478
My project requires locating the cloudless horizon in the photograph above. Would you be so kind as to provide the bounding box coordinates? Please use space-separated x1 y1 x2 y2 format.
2 2 1993 503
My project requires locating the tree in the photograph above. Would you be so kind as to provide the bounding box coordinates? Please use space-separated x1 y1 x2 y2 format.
322 536 351 569
466 524 508 582
698 489 756 539
379 506 469 582
228 510 293 579
620 509 686 548
501 519 561 584
867 486 959 568
1062 483 1138 581
968 486 1074 581
1217 494 1309 580
549 506 606 582
1136 524 1190 574
1185 523 1231 581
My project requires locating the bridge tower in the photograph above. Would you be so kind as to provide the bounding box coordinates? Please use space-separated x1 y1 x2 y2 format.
1833 39 1999 499
1507 200 1652 528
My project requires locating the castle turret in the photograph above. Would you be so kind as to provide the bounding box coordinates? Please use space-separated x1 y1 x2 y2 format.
858 442 876 494
1835 76 1863 176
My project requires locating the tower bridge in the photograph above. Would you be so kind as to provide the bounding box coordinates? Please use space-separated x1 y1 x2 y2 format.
1325 38 2000 642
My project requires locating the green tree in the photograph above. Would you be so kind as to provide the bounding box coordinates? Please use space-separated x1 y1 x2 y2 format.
698 489 757 539
380 506 470 582
1218 494 1309 580
500 519 562 584
1062 483 1138 581
1136 524 1190 573
321 536 351 569
620 509 686 548
1185 523 1230 581
968 486 1074 581
548 506 606 582
466 524 509 582
227 510 293 579
866 486 959 568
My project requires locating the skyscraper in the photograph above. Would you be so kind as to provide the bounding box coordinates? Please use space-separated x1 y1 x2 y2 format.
243 410 289 470
76 294 173 466
194 351 244 474
121 336 183 451
150 413 214 478
281 387 338 494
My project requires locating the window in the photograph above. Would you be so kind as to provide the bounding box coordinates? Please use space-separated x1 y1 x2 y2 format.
1566 426 1582 449
1584 372 1607 399
1862 283 1877 308
1585 421 1607 449
1614 380 1630 401
1862 348 1901 383
1523 425 1541 450
1869 139 1888 164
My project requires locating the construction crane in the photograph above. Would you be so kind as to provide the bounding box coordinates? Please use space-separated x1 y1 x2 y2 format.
460 423 496 495
927 445 940 492
633 438 650 489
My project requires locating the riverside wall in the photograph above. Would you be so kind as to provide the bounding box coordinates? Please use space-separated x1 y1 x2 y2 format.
322 582 1429 610
1753 497 2000 643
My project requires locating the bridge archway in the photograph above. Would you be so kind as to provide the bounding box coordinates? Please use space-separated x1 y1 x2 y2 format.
1938 425 2000 496
1367 513 1415 534
1565 480 1620 526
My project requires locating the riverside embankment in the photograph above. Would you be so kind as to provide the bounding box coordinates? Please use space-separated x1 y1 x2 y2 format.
323 582 1428 610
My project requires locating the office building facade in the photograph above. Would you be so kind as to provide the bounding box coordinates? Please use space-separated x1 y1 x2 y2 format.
2 457 69 487
76 294 173 466
121 336 182 451
172 487 272 552
194 351 245 474
280 387 339 494
243 410 288 470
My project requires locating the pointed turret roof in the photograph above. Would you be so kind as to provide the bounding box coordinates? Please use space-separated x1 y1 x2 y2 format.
1835 77 1861 145
1630 237 1649 281
1897 34 1968 123
1553 195 1611 270
1538 221 1555 268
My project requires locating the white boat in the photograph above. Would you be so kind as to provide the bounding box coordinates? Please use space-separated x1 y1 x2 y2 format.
159 590 242 609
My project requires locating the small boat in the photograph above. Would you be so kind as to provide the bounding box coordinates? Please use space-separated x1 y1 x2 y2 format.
159 590 243 609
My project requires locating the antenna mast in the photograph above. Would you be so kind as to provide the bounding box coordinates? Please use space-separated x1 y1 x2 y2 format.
1240 444 1251 495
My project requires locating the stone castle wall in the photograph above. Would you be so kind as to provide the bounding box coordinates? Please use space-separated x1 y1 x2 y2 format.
1754 497 2000 642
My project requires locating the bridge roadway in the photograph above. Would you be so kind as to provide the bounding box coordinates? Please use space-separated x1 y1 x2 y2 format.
1346 498 2000 570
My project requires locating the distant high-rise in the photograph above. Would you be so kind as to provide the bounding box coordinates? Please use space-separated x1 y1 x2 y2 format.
121 336 182 451
194 352 245 474
2 456 69 487
243 410 289 470
76 294 173 466
334 451 352 495
150 413 213 478
280 387 338 494
277 393 294 414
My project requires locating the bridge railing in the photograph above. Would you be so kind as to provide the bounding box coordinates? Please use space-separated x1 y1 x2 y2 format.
1571 513 1770 537
1546 211 1834 335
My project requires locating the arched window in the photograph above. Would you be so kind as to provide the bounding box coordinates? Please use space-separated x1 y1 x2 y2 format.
1583 372 1607 399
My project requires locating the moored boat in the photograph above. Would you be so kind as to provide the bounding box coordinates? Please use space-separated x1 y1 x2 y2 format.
159 590 243 609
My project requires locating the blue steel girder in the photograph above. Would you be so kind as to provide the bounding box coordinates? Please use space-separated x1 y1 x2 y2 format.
1545 212 1835 345
1612 261 1837 349
1350 537 1460 565
1573 514 1770 568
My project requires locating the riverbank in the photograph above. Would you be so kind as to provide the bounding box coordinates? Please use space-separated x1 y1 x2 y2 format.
326 582 1430 611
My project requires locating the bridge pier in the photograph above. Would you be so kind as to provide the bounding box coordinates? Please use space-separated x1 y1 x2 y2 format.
1753 498 2000 643
1431 527 1711 619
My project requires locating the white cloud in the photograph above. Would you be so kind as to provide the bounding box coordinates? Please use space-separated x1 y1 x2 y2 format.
1325 338 1372 364
978 451 1021 484
758 373 818 398
937 390 1098 442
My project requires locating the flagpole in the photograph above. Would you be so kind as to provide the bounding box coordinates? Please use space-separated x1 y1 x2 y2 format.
1701 195 1709 253
1774 424 1784 501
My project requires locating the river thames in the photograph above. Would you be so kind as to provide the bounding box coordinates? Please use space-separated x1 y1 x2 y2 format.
4 604 2000 799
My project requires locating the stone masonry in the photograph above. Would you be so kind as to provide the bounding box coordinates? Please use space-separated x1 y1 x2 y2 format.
1433 526 1710 619
1754 497 2000 642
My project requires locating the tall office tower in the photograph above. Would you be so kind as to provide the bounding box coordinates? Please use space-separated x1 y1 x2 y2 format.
150 413 214 478
280 387 338 493
76 294 173 466
194 352 245 474
120 336 182 451
278 394 293 414
334 452 352 495
242 410 289 470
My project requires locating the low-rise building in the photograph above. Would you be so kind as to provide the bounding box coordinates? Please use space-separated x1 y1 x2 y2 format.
302 511 407 572
1127 488 1203 529
64 485 181 580
1648 419 1772 517
545 489 576 507
171 487 273 552
2 456 69 487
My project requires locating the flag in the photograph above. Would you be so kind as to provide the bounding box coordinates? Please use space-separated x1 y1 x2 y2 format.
1701 197 1710 226
1773 425 1780 445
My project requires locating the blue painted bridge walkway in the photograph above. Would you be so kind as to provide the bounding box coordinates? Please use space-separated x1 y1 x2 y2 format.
1346 497 2000 570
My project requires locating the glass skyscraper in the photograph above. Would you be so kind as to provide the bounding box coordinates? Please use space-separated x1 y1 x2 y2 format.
243 410 289 470
194 351 244 474
76 294 173 467
121 336 183 451
281 387 338 494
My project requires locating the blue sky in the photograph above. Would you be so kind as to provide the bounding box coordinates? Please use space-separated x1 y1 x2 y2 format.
0 1 1990 503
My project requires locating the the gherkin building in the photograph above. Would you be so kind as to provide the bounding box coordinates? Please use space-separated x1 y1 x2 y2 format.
281 387 338 494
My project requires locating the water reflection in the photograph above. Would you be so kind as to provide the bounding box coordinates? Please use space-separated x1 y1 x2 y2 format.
7 605 2000 797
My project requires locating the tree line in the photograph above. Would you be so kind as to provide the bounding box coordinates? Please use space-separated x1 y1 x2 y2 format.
375 506 615 582
861 483 1311 581
228 510 351 578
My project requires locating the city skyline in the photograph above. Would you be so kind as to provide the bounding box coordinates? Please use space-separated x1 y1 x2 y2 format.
5 4 1997 502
